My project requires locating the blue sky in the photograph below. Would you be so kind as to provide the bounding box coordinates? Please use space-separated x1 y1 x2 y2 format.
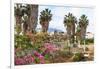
37 5 95 33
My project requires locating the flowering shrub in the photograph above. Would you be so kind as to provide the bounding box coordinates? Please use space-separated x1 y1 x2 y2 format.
15 54 34 65
33 51 45 64
15 31 62 65
43 43 58 54
15 50 45 65
38 54 45 64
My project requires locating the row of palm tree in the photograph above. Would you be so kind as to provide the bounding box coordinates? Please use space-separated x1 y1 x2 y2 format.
64 13 89 47
14 4 89 46
39 9 89 46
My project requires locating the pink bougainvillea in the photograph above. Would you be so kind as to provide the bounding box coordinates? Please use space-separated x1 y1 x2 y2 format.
34 51 41 57
15 43 60 65
15 54 34 65
43 43 58 53
38 54 45 64
33 51 45 64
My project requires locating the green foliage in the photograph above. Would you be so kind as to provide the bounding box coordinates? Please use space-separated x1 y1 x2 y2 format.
40 8 52 22
73 53 84 61
35 57 40 63
44 54 50 60
15 34 33 49
15 24 21 34
80 38 94 44
79 15 88 27
64 13 77 26
86 38 94 44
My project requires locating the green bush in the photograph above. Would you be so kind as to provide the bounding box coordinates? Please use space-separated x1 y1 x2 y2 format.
86 38 94 43
15 34 33 50
80 38 94 45
73 53 84 61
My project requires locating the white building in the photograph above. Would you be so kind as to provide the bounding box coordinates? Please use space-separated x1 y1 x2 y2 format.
86 32 94 39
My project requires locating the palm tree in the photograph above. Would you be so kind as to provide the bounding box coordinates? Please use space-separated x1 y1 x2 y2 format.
64 13 77 46
39 8 52 32
78 14 89 52
76 24 81 48
79 14 89 40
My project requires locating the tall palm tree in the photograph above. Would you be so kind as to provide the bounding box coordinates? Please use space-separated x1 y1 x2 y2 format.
78 15 89 52
39 8 52 32
79 15 89 40
64 13 77 46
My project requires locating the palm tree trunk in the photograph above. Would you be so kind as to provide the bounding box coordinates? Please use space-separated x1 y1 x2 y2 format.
67 27 71 54
15 16 22 34
23 22 28 33
67 26 71 40
27 5 38 33
71 24 75 46
42 21 49 32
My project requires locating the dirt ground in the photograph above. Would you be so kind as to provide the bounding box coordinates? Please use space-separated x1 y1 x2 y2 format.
50 44 94 63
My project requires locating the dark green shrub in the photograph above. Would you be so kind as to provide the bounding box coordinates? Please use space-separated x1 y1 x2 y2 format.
80 38 94 45
73 53 84 61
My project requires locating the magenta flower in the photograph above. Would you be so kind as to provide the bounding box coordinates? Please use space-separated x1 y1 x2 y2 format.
15 57 25 65
15 54 35 65
38 54 44 60
43 43 58 54
38 55 45 64
34 51 40 57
